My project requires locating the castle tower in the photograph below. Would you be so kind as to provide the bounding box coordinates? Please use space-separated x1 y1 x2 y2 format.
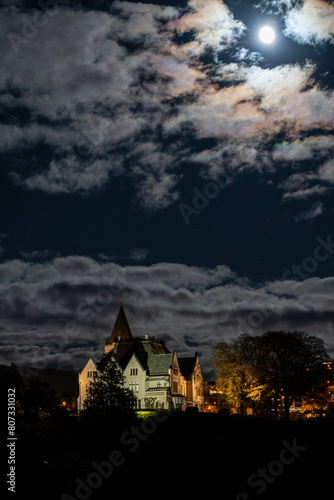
105 303 133 354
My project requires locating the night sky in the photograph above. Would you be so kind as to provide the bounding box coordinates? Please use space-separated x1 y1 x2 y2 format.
1 0 334 379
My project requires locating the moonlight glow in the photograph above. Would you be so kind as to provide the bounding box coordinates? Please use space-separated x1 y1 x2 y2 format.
259 26 275 44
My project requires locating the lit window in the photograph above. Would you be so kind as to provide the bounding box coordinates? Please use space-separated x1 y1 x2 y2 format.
130 382 139 393
157 381 161 389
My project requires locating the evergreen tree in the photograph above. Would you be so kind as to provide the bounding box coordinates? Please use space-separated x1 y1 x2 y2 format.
83 356 136 417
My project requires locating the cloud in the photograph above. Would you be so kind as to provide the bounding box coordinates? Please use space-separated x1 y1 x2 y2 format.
279 158 334 201
1 256 334 377
256 0 334 45
242 62 315 110
112 0 179 42
164 62 316 141
113 0 179 22
284 0 334 45
273 135 334 162
0 3 202 208
234 47 264 63
147 55 204 97
99 248 149 263
2 10 127 105
20 250 61 262
0 1 333 212
192 141 272 181
11 155 122 194
163 83 260 139
318 159 334 184
128 141 186 210
171 0 245 56
282 183 329 200
128 248 149 262
296 201 324 220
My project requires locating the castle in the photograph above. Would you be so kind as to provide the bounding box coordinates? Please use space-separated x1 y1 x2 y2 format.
77 303 204 412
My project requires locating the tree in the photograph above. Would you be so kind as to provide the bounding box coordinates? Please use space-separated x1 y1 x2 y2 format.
211 334 266 415
83 356 136 417
258 331 330 420
212 331 330 419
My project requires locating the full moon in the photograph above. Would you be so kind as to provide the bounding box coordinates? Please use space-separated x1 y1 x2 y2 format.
259 26 275 44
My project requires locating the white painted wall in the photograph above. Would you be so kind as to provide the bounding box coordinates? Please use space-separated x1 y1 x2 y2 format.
77 357 97 411
123 353 147 409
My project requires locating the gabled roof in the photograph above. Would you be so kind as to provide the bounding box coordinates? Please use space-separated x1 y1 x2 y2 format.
79 357 97 375
178 354 198 380
147 350 174 375
112 340 149 371
106 304 133 345
100 337 171 375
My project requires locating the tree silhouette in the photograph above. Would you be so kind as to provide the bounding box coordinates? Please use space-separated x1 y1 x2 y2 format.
258 331 330 420
212 331 330 419
83 356 136 417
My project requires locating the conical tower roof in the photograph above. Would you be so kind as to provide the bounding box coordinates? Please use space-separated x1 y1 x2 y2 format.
106 303 133 345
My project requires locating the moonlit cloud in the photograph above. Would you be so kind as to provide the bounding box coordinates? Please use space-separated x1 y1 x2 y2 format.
284 0 334 45
278 156 334 201
0 0 333 212
1 0 334 384
171 0 245 55
242 63 315 110
297 201 323 220
273 136 334 162
12 155 119 194
256 0 334 45
1 257 334 376
318 160 334 184
282 184 329 200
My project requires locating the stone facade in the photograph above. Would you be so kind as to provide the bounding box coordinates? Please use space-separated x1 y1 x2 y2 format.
77 304 204 412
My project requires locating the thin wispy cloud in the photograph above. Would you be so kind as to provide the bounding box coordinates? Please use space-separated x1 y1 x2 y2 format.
295 201 324 220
